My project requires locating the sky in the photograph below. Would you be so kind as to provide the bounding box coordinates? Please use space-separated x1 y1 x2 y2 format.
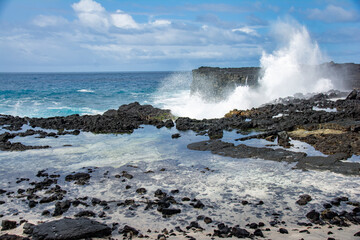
0 0 359 72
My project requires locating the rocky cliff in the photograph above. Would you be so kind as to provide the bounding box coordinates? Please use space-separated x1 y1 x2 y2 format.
191 62 360 100
191 67 261 101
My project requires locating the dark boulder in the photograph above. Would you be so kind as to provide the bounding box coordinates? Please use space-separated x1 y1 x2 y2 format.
1 220 17 231
53 200 71 216
65 172 90 185
208 127 223 139
0 234 29 240
306 210 320 223
160 208 181 216
346 89 360 100
296 194 312 205
30 218 111 240
231 227 250 238
254 229 264 237
119 225 139 236
74 210 96 218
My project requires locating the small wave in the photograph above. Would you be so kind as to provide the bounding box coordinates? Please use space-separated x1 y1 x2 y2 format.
77 89 95 93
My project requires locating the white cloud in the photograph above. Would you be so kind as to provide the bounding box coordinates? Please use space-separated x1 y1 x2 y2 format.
232 26 259 36
72 0 105 13
33 15 68 27
111 10 139 29
72 0 109 31
151 19 171 27
72 0 140 31
307 5 359 23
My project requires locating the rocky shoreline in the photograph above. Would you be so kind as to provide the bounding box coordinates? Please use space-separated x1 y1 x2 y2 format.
0 89 360 239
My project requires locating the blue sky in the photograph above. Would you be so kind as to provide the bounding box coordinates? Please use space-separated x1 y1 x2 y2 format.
0 0 359 72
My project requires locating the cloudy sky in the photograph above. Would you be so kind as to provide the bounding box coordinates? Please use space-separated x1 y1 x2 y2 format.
0 0 359 72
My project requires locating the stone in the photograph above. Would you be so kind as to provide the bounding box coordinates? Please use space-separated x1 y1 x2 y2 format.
30 218 111 240
119 225 139 236
204 217 212 224
136 188 147 195
171 133 181 139
65 172 90 185
74 210 96 218
0 234 29 240
279 228 288 234
53 200 71 216
1 220 17 231
231 227 250 238
160 208 181 216
254 229 264 237
23 223 34 235
296 194 312 205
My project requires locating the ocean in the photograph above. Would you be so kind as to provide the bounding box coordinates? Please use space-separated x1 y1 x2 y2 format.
0 72 359 239
0 72 191 118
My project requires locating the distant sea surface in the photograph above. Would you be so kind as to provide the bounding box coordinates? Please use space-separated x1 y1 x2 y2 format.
0 72 190 118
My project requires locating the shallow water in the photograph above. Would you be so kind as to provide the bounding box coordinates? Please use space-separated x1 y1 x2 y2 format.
0 124 359 237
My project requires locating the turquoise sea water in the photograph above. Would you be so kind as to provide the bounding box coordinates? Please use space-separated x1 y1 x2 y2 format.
0 72 190 117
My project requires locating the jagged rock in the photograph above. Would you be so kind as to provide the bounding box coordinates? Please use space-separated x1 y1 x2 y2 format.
53 200 71 216
74 210 96 218
30 218 111 240
254 229 264 237
346 89 360 100
119 225 139 236
296 194 312 205
1 220 17 231
232 227 250 238
65 172 90 185
0 234 29 240
160 208 181 216
306 210 320 223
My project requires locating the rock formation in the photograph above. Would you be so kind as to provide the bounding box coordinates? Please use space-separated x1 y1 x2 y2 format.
191 62 360 100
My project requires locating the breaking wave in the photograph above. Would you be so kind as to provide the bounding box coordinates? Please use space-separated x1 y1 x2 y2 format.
155 19 336 119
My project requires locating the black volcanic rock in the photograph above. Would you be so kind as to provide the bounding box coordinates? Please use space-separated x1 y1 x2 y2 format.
26 102 172 134
1 220 17 231
30 218 111 240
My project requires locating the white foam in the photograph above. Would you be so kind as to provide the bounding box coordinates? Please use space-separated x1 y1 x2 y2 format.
155 19 336 119
312 106 337 112
77 89 95 93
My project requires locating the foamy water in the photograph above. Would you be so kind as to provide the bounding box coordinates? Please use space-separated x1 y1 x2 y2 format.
1 125 360 238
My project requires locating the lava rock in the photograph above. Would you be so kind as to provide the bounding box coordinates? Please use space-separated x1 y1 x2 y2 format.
30 218 111 240
53 200 71 216
65 172 90 185
279 228 288 234
171 133 181 139
74 210 96 218
119 225 139 236
306 210 320 223
232 227 250 238
204 217 212 224
136 188 147 195
254 229 264 237
0 234 29 240
296 194 312 205
160 208 181 216
1 220 17 231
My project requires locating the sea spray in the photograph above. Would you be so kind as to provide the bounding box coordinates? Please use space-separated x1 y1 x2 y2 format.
156 19 336 119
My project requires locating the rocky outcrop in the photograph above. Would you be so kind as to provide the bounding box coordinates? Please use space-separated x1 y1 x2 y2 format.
29 218 112 240
0 102 173 137
191 62 360 100
191 66 261 100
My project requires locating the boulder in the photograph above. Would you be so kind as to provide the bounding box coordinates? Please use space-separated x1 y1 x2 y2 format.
30 218 111 240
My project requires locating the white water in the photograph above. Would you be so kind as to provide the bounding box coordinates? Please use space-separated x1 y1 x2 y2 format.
156 19 335 119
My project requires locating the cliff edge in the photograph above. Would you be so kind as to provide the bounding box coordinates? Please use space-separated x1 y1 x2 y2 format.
191 62 360 100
